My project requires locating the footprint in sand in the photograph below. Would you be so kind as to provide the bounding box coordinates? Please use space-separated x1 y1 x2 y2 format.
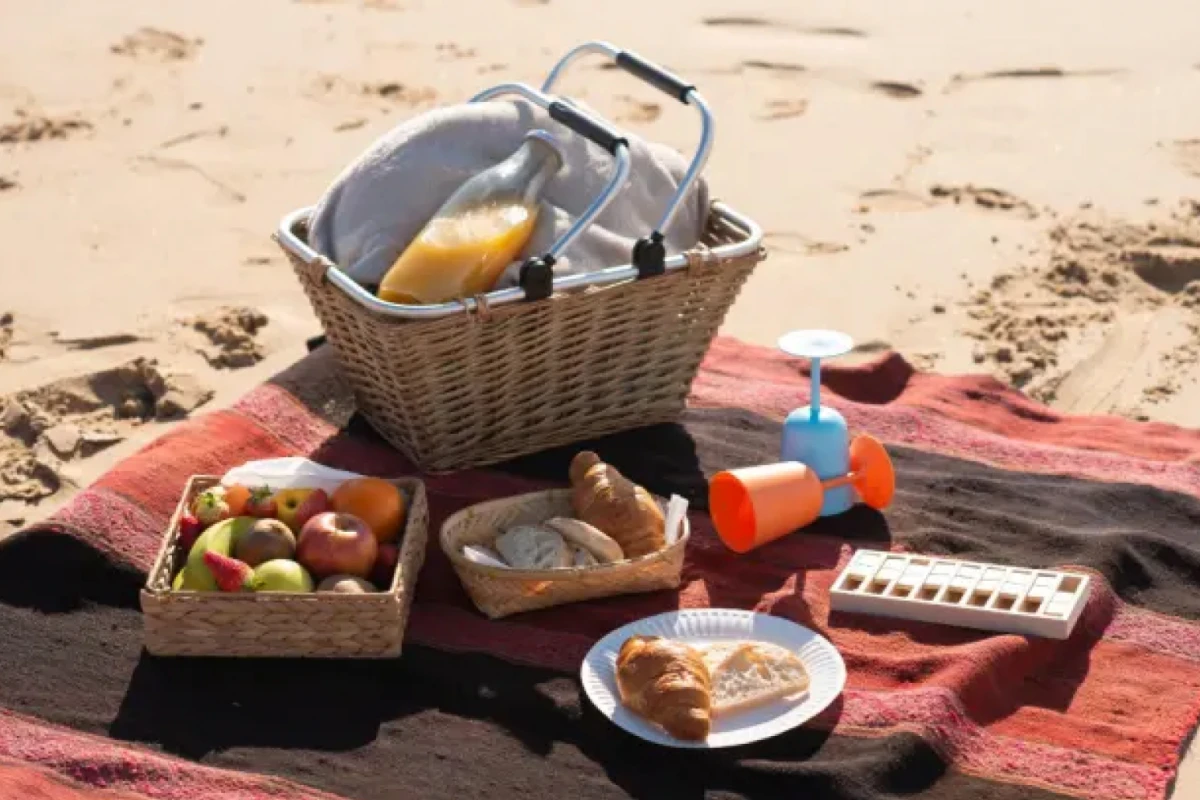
765 232 849 256
367 82 438 106
702 16 866 38
0 312 12 359
0 111 92 144
871 81 923 99
614 95 662 124
1165 139 1200 179
929 185 1039 218
1 358 214 501
183 306 270 369
111 28 202 61
855 185 1037 218
436 43 476 60
945 66 1122 92
854 189 936 213
1125 235 1200 294
307 75 438 107
741 60 806 75
758 98 808 121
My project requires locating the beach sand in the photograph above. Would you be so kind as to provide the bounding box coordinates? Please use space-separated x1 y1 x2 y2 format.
1 0 1198 791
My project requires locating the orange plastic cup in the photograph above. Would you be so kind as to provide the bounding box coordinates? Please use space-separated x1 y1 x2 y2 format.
709 462 824 553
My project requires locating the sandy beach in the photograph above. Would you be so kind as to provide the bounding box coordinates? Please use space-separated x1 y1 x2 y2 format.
1 0 1198 788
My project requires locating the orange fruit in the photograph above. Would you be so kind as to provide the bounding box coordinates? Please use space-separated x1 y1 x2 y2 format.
331 477 405 544
224 484 251 517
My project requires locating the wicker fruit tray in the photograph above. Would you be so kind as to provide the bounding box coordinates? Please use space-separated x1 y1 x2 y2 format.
140 474 428 658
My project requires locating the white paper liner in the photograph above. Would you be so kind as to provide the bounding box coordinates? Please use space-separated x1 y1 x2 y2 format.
219 457 364 494
463 545 511 569
664 494 689 546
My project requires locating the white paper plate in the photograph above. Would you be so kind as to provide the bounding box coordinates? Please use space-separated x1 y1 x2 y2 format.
581 608 846 748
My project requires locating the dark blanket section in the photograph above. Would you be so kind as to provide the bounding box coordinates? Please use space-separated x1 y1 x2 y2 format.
3 407 1200 800
0 600 1068 800
6 408 1200 619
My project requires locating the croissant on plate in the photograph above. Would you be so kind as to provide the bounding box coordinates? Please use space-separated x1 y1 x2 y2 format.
569 451 665 558
616 635 712 741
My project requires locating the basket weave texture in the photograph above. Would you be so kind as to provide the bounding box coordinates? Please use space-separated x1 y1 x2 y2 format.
140 476 429 658
440 489 689 619
283 204 764 472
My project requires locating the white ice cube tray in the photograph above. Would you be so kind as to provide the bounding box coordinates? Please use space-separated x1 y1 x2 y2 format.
830 549 1091 639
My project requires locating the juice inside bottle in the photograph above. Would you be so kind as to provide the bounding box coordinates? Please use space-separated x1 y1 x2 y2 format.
378 130 565 305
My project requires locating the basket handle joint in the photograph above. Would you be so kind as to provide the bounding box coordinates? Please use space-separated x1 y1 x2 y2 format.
633 231 666 279
519 255 556 301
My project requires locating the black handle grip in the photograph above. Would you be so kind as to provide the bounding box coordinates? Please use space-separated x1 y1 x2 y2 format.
615 51 695 104
548 100 627 155
519 255 556 301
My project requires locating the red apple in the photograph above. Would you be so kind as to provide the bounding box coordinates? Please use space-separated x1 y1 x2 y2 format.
273 488 330 533
370 543 399 590
296 511 378 580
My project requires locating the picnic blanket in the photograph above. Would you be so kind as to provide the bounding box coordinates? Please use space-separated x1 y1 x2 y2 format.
2 336 1200 800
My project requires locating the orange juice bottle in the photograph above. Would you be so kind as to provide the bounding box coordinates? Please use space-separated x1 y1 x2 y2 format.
378 130 565 305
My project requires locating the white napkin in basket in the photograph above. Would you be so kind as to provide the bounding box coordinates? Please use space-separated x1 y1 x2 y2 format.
220 458 362 495
307 98 709 290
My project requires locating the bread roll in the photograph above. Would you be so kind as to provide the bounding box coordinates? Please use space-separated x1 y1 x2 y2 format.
569 451 665 558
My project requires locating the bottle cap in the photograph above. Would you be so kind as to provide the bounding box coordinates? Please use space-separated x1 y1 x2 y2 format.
523 129 566 169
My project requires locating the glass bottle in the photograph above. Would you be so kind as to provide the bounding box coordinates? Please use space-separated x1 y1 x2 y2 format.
377 129 565 305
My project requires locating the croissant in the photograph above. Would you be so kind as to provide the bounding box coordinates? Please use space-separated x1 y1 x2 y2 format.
569 451 665 558
616 635 712 741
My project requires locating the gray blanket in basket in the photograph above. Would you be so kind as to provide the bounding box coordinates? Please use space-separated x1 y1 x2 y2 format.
307 98 709 291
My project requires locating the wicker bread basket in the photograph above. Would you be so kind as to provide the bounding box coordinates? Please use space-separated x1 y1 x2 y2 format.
140 475 429 658
440 489 689 619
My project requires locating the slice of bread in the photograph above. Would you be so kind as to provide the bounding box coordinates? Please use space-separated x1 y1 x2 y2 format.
494 525 570 570
699 641 743 675
705 641 810 716
543 517 625 563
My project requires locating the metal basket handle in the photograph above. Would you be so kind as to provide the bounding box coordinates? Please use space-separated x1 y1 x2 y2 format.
540 41 714 279
469 82 632 301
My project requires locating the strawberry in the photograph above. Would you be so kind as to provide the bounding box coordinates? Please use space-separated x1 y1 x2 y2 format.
244 485 277 518
191 487 231 526
178 511 205 552
202 551 255 592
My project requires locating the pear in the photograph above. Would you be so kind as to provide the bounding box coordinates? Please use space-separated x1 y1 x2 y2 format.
252 559 315 592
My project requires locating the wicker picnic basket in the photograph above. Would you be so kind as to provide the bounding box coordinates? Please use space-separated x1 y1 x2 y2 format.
140 475 429 658
273 42 766 473
440 488 690 619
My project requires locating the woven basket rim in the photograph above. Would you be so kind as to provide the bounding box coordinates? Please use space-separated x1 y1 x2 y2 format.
277 199 765 325
143 474 426 602
439 487 691 581
139 589 405 603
